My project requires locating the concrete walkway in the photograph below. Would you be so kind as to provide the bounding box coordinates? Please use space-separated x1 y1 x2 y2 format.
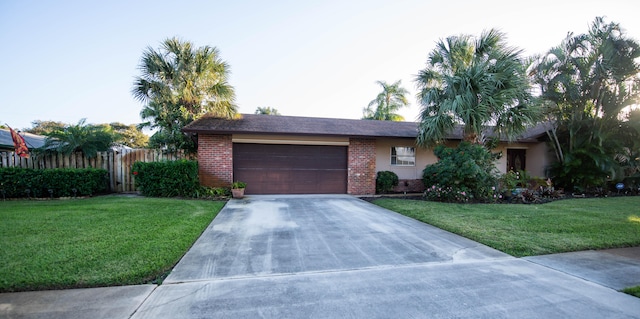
0 285 155 319
1 195 640 318
524 247 640 291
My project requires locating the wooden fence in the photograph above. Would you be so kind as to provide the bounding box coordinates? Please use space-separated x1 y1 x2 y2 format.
0 149 190 193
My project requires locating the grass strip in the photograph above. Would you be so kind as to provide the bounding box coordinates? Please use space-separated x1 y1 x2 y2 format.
372 197 640 257
0 195 225 292
623 286 640 298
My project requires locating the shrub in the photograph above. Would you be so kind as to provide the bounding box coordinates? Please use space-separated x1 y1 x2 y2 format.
131 160 200 197
376 171 399 194
0 167 108 198
195 186 231 199
232 181 247 189
422 142 499 202
423 185 473 202
499 170 530 190
549 148 610 193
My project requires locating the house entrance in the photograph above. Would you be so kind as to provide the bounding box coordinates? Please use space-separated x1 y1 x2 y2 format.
507 149 526 172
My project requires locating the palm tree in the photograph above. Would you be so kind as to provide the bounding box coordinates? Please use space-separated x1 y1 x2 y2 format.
42 119 117 158
415 29 538 147
530 17 640 190
531 17 639 156
362 80 409 121
132 37 236 152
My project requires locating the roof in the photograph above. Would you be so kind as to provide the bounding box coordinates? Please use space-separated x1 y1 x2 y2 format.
0 128 48 151
183 114 547 142
183 114 420 138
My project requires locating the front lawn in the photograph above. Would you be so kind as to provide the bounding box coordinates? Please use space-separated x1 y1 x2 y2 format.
0 195 225 292
373 197 640 257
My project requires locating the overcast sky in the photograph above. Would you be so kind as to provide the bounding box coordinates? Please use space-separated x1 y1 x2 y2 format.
1 0 639 131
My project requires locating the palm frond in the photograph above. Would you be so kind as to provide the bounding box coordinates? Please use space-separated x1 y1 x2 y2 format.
416 28 537 144
363 80 409 121
131 37 237 152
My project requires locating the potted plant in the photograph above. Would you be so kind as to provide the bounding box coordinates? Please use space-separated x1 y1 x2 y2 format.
231 181 247 199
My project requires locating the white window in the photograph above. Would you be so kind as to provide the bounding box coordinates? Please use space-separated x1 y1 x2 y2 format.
391 147 415 166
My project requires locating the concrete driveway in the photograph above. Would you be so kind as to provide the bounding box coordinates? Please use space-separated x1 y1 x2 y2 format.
131 195 640 318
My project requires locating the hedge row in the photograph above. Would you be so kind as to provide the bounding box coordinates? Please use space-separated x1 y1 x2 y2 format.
131 160 200 197
0 167 109 198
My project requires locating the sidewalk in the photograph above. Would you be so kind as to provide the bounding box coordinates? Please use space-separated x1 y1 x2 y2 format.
3 247 638 318
0 285 156 319
524 247 640 290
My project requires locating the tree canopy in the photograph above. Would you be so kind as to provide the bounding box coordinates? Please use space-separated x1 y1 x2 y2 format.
530 17 640 190
255 107 281 115
105 122 149 148
415 29 539 146
132 37 236 152
25 120 67 135
27 120 148 148
362 80 409 121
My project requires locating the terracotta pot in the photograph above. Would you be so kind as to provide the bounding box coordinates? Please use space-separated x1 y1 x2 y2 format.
231 188 245 199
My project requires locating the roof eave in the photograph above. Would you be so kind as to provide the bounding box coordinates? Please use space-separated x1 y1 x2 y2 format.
184 128 418 139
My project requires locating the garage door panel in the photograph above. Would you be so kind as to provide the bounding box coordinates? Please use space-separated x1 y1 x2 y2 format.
233 144 347 194
233 170 291 183
235 157 345 170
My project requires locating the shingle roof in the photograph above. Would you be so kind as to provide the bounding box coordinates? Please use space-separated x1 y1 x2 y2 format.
183 114 547 142
183 114 420 138
0 129 48 152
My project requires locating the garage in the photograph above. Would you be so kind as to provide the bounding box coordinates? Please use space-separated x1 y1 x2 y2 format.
233 143 348 194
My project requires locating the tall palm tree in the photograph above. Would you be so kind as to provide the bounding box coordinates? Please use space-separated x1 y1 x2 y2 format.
530 17 640 190
362 80 409 121
132 37 236 152
415 29 538 147
531 17 639 155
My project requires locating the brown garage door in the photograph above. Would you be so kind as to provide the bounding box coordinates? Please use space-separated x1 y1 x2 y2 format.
233 143 347 194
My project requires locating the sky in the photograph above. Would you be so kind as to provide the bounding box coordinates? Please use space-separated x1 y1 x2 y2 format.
1 0 639 132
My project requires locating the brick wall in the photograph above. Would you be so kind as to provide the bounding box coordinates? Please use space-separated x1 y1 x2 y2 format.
348 138 376 195
392 179 426 193
197 134 233 187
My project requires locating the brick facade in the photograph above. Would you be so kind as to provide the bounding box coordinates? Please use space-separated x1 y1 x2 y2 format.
392 179 426 193
347 138 376 195
197 134 233 187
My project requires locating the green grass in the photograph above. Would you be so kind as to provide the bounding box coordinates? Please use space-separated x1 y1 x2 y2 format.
623 286 640 298
373 197 640 257
0 195 225 292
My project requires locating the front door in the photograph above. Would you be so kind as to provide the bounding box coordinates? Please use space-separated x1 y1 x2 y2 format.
507 149 526 172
